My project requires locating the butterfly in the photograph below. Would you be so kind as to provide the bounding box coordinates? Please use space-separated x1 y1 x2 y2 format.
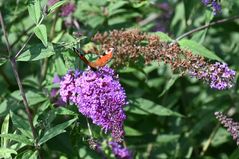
73 47 114 70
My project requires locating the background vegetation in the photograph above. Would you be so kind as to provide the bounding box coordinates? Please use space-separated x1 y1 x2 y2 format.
0 0 239 158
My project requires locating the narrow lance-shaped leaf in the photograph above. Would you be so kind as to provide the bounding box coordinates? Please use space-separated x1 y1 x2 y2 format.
0 148 17 158
38 118 77 145
158 75 180 97
49 0 67 14
34 24 48 47
152 32 173 42
28 0 41 24
10 111 32 139
1 114 10 147
179 39 223 61
0 134 33 145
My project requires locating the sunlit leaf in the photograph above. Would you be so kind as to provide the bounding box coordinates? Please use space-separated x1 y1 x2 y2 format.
28 0 41 24
0 148 17 158
1 114 10 147
17 43 55 61
49 0 67 14
179 39 223 61
0 134 33 145
34 24 48 47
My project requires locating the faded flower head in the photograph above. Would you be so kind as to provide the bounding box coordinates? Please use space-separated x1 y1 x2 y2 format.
60 3 76 17
109 141 132 159
201 0 221 15
60 66 127 141
92 29 236 90
215 112 239 145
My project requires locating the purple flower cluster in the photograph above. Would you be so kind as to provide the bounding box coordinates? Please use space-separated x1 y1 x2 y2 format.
60 3 76 17
215 112 239 145
109 142 132 159
47 0 76 17
60 66 127 141
47 0 58 6
152 2 172 32
189 62 236 90
201 0 221 15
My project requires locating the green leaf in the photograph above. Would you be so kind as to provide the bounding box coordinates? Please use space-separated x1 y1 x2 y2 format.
156 134 180 143
17 43 55 61
38 118 77 145
132 0 148 8
0 57 7 66
49 0 67 14
158 75 180 97
229 148 239 159
10 111 32 138
19 150 38 159
170 2 186 36
125 126 142 136
10 90 46 106
54 107 77 116
1 114 10 147
211 128 230 146
179 39 223 61
0 134 33 145
108 1 128 16
34 24 48 47
152 32 173 42
55 56 67 75
87 16 105 28
119 67 138 73
126 98 183 117
0 148 17 158
28 0 41 24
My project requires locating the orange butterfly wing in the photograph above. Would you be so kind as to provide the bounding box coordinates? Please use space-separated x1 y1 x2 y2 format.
89 48 113 68
73 47 114 69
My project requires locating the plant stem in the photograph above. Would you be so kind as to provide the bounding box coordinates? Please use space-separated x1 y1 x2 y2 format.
0 12 12 57
174 15 239 42
15 15 45 59
9 58 37 139
0 11 43 159
10 24 35 48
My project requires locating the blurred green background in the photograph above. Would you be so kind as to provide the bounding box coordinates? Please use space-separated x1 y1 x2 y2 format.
0 0 239 158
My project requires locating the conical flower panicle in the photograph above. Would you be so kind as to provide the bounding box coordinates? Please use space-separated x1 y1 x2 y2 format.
60 66 127 141
215 112 239 145
92 30 236 90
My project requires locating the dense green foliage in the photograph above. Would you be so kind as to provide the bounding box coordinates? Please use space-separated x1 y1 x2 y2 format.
0 0 239 158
